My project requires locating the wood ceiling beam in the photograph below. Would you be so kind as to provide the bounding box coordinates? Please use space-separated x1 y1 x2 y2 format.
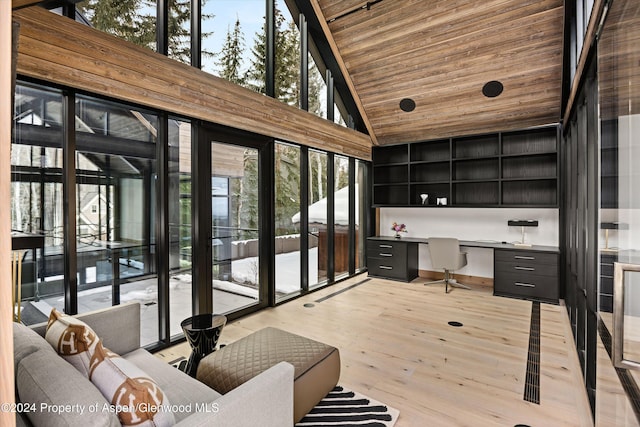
12 0 43 10
309 0 379 145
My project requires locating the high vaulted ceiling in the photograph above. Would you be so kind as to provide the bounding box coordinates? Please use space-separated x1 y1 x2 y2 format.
312 0 565 145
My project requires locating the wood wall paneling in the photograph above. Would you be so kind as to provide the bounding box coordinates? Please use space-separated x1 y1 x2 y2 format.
13 7 373 160
2 2 16 426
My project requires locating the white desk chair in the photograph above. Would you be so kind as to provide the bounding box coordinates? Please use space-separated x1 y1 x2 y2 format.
425 237 471 293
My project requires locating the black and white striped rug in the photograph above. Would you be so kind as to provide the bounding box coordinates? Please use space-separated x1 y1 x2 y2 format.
169 358 399 426
296 386 399 427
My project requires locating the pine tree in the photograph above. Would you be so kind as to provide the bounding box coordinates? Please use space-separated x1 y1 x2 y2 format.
245 7 301 103
308 60 325 117
77 0 213 63
217 18 246 85
275 144 301 235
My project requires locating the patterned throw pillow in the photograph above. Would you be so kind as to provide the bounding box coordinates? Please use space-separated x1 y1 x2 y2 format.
45 309 174 426
90 342 175 427
45 308 99 377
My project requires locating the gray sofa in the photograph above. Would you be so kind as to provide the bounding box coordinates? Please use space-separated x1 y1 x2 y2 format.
13 302 294 427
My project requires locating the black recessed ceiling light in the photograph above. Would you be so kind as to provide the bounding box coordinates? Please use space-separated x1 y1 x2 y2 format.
482 80 504 98
399 98 416 112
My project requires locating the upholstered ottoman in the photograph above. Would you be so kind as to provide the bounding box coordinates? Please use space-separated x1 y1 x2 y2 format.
196 327 340 423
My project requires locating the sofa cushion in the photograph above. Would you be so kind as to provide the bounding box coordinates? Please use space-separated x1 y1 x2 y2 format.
123 348 221 422
90 341 175 427
16 348 120 427
13 322 54 372
45 308 99 377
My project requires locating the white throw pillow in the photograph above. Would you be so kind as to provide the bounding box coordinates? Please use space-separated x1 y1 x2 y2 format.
90 341 175 427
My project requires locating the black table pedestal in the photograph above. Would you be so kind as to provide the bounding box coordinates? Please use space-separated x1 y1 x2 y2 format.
180 314 226 377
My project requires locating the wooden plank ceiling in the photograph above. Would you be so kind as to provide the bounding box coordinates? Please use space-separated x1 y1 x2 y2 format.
315 0 565 145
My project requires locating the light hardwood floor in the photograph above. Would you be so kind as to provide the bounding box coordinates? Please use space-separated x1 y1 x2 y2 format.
157 274 594 427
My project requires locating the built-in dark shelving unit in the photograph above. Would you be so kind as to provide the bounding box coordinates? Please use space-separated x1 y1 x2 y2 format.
372 125 559 208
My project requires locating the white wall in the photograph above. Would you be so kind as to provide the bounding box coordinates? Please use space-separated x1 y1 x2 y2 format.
379 207 559 278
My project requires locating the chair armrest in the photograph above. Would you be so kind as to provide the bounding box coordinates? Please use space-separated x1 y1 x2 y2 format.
174 361 294 427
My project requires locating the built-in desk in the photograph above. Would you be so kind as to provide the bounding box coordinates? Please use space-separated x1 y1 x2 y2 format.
367 236 560 303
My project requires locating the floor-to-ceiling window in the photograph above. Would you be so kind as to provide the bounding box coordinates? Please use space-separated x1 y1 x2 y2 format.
210 142 261 314
168 118 192 337
73 95 159 344
334 154 349 279
596 1 640 423
308 149 328 287
11 83 64 322
12 80 369 347
275 142 302 298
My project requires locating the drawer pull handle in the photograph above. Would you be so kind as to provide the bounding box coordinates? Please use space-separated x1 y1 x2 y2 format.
515 266 535 271
515 282 535 288
379 266 393 270
379 253 393 257
379 244 393 248
514 256 535 260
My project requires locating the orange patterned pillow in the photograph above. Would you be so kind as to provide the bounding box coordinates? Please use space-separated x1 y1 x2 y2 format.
90 341 175 426
45 308 99 377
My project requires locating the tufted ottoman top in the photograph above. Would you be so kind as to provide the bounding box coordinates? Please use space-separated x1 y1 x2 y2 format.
196 327 338 394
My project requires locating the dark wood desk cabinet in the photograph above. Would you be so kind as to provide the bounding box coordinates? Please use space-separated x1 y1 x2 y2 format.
494 249 559 303
367 238 418 282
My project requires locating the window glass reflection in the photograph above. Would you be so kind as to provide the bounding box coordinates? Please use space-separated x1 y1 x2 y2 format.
275 142 301 300
12 83 64 324
334 155 349 279
309 149 328 286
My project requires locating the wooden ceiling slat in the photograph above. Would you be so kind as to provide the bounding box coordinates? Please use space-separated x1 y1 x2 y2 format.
317 0 564 145
331 0 546 55
343 7 563 79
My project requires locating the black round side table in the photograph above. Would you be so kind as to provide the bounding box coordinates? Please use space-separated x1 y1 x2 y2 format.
180 314 227 377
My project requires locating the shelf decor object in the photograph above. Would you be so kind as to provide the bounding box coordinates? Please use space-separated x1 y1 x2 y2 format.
600 222 628 252
508 219 539 247
391 222 407 238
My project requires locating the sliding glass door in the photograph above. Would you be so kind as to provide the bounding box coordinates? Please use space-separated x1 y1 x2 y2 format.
209 138 263 315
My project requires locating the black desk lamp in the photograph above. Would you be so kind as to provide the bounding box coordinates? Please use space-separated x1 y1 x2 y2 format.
508 220 539 247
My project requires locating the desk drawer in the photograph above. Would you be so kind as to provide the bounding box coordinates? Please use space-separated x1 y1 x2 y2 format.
366 240 407 257
495 249 558 267
494 271 558 302
368 259 407 280
495 260 557 277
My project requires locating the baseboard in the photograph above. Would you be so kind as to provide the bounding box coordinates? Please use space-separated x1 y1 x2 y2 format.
418 270 493 287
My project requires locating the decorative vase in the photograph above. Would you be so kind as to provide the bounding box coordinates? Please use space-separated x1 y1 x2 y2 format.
395 232 401 239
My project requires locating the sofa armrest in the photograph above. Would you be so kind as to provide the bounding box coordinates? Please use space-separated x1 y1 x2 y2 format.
174 361 294 427
29 302 141 355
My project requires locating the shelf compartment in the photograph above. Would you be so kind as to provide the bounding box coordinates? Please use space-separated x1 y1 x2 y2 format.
410 183 450 206
411 139 450 162
410 161 450 182
502 179 557 206
502 154 557 179
374 164 407 184
502 128 557 155
374 184 408 206
372 145 408 165
453 182 499 205
453 135 499 159
453 158 499 180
